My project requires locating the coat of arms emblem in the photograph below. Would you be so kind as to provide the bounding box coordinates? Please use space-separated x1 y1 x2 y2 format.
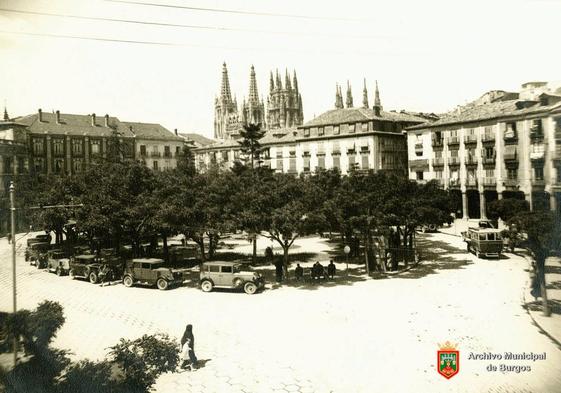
437 341 459 379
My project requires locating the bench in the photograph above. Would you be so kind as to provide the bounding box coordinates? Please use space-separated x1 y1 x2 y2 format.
297 267 333 282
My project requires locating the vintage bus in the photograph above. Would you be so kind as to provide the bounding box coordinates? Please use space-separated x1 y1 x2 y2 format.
462 227 503 259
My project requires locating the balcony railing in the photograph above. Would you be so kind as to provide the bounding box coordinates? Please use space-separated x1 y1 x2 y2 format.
504 152 518 161
482 156 496 165
503 179 519 188
465 155 478 165
431 139 443 148
466 178 477 187
555 130 561 140
150 152 161 158
448 157 460 165
464 135 477 144
448 136 459 145
449 179 461 187
482 134 495 143
432 157 444 166
163 152 172 158
482 177 496 186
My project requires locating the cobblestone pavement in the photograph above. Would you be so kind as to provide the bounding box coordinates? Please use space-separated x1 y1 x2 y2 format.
1 232 560 392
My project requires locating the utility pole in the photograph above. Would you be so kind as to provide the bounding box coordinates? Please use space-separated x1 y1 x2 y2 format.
10 181 16 367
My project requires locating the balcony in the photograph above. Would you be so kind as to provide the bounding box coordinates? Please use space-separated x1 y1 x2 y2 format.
448 136 459 145
466 178 478 188
163 152 172 158
482 156 496 166
482 177 496 188
504 151 518 162
449 178 461 188
464 135 477 144
553 147 561 162
431 139 443 148
465 155 478 166
150 152 161 158
432 157 444 167
482 134 495 143
530 131 544 143
448 156 460 166
555 129 561 140
503 179 519 190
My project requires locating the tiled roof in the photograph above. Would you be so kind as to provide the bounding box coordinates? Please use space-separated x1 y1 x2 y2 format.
301 107 428 128
178 133 215 146
14 112 181 141
407 99 561 130
195 127 300 151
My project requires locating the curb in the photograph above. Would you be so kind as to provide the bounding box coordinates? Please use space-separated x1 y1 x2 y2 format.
520 253 561 349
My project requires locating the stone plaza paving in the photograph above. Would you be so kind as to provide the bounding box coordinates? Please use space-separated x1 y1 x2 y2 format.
1 231 560 392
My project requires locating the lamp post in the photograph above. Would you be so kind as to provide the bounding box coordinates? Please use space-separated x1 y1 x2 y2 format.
343 245 350 275
10 181 16 367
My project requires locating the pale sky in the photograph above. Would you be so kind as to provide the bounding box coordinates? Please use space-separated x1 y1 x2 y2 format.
0 0 560 138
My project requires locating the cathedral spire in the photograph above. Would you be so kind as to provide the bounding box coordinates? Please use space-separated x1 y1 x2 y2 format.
220 62 233 103
373 80 382 116
248 65 259 104
269 71 275 92
362 78 369 108
335 83 344 109
285 69 292 90
276 70 283 90
292 70 298 91
3 104 9 121
346 81 353 108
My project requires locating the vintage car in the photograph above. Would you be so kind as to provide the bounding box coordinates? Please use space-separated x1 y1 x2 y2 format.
463 227 503 258
46 249 71 276
26 233 52 248
26 242 50 268
69 254 119 284
122 258 184 290
199 261 265 294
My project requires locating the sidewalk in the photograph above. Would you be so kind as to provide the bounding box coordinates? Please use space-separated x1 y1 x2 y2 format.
523 255 561 346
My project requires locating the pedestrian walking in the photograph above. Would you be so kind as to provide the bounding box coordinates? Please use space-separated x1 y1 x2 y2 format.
274 258 284 282
180 324 198 370
7 232 12 244
327 260 336 279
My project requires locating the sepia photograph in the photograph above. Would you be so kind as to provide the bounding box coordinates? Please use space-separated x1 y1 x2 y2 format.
0 0 560 392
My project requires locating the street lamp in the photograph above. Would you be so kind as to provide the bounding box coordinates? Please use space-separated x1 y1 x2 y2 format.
343 245 350 275
10 181 16 367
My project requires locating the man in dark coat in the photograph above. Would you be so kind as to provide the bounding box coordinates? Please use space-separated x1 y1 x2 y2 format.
274 258 284 282
327 260 336 279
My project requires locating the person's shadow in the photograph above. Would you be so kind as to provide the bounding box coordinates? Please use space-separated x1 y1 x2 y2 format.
196 359 211 369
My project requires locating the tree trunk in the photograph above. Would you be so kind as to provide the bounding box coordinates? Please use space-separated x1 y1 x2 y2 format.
198 236 206 262
283 244 289 277
252 234 257 263
364 233 370 275
208 233 214 259
537 253 551 317
162 234 168 263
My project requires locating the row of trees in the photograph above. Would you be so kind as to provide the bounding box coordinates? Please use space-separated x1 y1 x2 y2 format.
12 124 455 274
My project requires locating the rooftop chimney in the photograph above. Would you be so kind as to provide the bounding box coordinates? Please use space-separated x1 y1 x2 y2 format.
91 113 96 126
55 110 61 124
104 114 109 127
38 108 43 122
174 128 178 136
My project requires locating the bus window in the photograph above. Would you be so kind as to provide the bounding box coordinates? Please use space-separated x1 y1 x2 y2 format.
487 233 495 241
479 234 486 241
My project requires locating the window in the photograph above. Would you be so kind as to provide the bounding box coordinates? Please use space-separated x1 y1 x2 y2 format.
340 124 349 133
164 146 171 158
4 157 12 173
33 138 44 155
176 146 181 156
221 265 233 273
209 265 220 273
54 159 64 174
485 169 495 178
153 160 159 170
361 154 369 169
348 124 355 133
332 155 340 169
303 156 310 172
435 170 443 179
289 150 296 172
505 122 517 139
450 150 458 157
276 157 284 172
317 155 325 169
53 139 64 156
72 139 83 155
303 128 310 137
140 145 147 156
325 125 333 135
534 166 544 181
318 127 324 136
362 122 369 132
310 127 318 136
348 153 356 171
333 125 340 135
221 151 228 161
72 159 83 173
484 146 495 159
416 171 424 180
435 150 442 159
507 168 517 180
34 158 44 173
557 167 561 183
91 140 101 155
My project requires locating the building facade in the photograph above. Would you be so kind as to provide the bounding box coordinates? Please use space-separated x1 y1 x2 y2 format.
4 109 183 177
198 82 430 175
407 82 561 218
213 63 304 139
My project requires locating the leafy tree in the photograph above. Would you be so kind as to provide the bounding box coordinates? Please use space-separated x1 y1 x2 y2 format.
508 211 560 317
107 333 179 392
487 198 530 222
56 360 115 393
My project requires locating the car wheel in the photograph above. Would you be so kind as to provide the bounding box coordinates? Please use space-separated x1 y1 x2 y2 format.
56 267 62 276
69 269 75 279
244 282 257 294
89 271 98 284
157 278 169 290
123 275 133 287
200 280 213 292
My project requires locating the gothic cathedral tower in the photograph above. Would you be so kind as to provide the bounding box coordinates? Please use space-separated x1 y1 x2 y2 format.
214 63 239 139
267 69 304 129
